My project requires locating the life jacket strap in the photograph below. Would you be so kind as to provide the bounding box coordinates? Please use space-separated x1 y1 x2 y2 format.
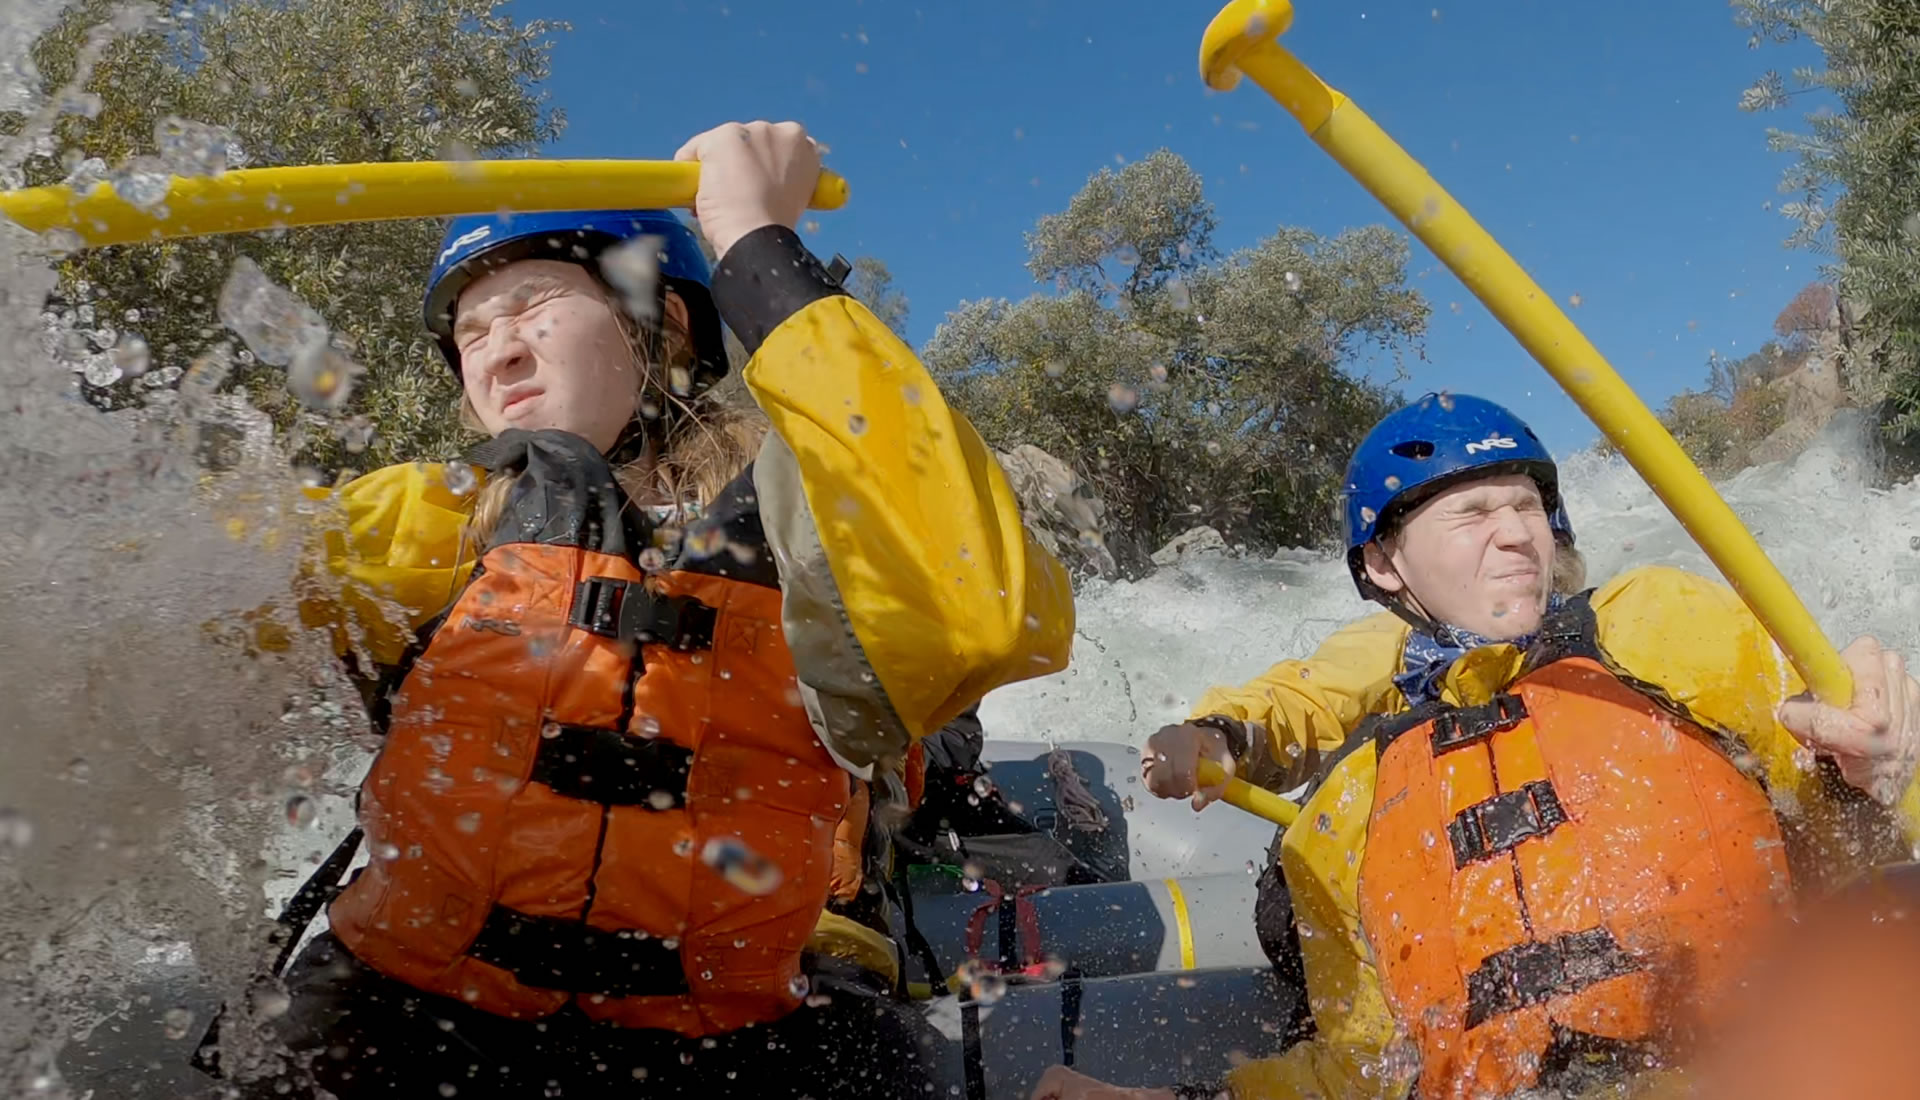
1464 926 1641 1029
569 575 717 651
1429 691 1529 754
530 724 694 808
466 905 691 998
1446 778 1570 868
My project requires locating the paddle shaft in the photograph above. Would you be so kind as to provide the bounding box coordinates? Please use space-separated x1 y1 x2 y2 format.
0 159 850 250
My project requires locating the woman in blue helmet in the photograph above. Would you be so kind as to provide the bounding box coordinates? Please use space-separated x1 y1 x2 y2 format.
240 121 1076 1098
1034 392 1920 1100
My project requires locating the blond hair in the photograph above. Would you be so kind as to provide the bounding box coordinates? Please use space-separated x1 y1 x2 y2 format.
459 276 766 551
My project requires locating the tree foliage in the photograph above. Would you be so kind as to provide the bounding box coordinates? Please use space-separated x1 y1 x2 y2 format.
923 150 1427 572
843 255 909 339
7 0 567 475
1734 0 1920 437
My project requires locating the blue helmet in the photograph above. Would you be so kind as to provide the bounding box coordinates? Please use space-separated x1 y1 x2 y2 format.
1342 392 1574 600
421 209 726 393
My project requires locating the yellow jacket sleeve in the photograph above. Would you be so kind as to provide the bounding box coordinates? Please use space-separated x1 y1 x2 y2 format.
294 461 479 667
717 230 1074 769
1594 564 1920 868
1190 610 1410 790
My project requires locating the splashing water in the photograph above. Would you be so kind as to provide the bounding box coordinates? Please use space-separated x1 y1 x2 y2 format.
0 6 391 1095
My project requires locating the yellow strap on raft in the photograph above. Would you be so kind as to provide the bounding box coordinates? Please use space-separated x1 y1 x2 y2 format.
0 159 850 250
1161 877 1199 969
1197 0 1853 708
1197 758 1300 828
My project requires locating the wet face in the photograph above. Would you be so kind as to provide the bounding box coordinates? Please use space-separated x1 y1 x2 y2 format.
451 259 641 453
1362 473 1556 640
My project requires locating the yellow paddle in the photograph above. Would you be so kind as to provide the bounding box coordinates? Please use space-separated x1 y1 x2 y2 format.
0 159 850 250
1198 758 1300 828
1197 0 1852 706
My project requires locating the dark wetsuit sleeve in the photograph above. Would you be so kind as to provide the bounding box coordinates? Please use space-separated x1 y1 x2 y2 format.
708 225 848 356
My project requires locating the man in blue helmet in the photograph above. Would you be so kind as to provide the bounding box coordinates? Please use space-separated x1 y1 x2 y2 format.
217 121 1075 1099
1034 392 1920 1100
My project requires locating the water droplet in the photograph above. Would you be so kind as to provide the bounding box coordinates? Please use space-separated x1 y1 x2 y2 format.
1360 507 1377 525
1384 475 1401 491
439 1084 458 1097
957 960 1007 1004
289 339 363 411
250 986 292 1019
1283 270 1303 293
733 938 748 948
154 116 235 177
285 795 316 829
217 257 328 369
788 974 810 998
847 413 868 434
597 233 665 325
673 837 694 858
454 812 483 835
162 1006 193 1040
80 355 121 387
337 416 374 454
682 525 728 560
442 463 477 497
1108 383 1140 414
0 809 34 849
1246 860 1258 875
701 836 784 895
971 775 993 799
961 861 985 892
1043 360 1066 378
1114 244 1140 266
110 156 173 209
1167 279 1192 311
111 332 151 377
647 790 677 811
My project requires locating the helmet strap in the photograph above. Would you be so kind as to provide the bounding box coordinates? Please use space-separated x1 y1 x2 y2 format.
1357 546 1451 641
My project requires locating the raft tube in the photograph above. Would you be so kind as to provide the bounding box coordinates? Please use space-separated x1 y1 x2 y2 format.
970 739 1280 882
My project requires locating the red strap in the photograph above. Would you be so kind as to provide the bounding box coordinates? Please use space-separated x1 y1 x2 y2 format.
960 880 1050 974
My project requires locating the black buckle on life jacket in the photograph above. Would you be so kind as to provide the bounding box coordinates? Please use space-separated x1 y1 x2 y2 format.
466 905 690 998
1446 778 1569 867
570 576 718 651
1464 926 1642 1029
1429 692 1529 755
529 724 693 808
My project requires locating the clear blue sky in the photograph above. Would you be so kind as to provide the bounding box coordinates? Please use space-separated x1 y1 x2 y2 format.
525 0 1827 459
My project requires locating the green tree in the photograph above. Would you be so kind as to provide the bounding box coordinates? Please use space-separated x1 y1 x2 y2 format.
1734 0 1920 438
843 255 909 338
923 150 1427 572
8 0 567 475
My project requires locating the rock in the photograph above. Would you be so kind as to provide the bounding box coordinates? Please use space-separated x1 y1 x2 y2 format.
1151 525 1229 566
994 443 1118 577
1750 347 1850 466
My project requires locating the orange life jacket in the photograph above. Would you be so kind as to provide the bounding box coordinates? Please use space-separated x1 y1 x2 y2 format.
1354 599 1795 1099
328 430 851 1037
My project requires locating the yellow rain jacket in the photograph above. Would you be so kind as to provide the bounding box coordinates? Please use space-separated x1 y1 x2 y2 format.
289 282 1076 977
1200 565 1920 1100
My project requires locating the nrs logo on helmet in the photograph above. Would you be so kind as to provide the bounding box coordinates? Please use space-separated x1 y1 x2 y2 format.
1464 434 1519 455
